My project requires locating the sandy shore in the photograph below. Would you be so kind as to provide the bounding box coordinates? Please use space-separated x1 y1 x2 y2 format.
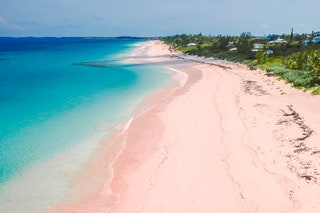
55 40 320 212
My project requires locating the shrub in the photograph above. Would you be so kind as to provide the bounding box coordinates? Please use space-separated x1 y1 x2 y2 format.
286 52 308 70
312 87 320 95
308 51 320 77
266 65 315 88
285 50 320 77
255 50 267 64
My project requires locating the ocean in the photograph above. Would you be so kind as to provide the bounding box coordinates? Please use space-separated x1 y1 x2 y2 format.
0 37 173 211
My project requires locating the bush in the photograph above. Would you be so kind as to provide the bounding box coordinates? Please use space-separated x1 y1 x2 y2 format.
285 50 320 77
255 50 267 64
266 65 315 88
308 51 320 77
286 51 308 70
312 87 320 95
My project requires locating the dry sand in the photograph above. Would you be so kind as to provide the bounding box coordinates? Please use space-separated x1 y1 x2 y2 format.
55 41 320 213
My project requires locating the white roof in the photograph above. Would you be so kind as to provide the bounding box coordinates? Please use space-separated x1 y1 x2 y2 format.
254 44 264 49
269 39 288 44
187 43 197 46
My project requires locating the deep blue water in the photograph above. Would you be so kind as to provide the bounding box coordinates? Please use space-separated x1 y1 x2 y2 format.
0 37 172 185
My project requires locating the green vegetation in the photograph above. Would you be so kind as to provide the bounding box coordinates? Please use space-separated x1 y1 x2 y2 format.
162 31 320 94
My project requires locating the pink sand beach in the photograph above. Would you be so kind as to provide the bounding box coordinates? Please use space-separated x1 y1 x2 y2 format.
51 41 320 212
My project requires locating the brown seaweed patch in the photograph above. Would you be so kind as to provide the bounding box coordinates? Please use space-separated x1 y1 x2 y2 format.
243 80 269 96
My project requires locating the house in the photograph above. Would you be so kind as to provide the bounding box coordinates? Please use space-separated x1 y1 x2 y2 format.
187 43 197 47
252 44 264 52
229 47 237 51
312 31 320 37
312 36 320 43
254 44 264 49
302 40 311 46
269 38 288 44
266 49 274 55
227 41 234 47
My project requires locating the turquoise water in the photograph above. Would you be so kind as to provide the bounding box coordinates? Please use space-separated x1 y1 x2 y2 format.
0 38 172 185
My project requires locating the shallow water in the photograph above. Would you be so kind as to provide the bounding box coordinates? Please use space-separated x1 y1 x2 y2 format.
0 38 173 187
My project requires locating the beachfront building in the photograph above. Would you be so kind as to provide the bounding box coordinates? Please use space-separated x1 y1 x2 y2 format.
187 43 197 47
252 44 264 52
302 40 311 46
266 49 274 54
269 38 288 44
312 36 320 43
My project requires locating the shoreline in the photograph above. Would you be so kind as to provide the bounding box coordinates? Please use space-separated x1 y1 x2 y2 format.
0 40 180 213
48 41 195 212
53 40 320 212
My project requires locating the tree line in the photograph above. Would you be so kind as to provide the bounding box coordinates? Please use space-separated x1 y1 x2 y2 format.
162 32 320 94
